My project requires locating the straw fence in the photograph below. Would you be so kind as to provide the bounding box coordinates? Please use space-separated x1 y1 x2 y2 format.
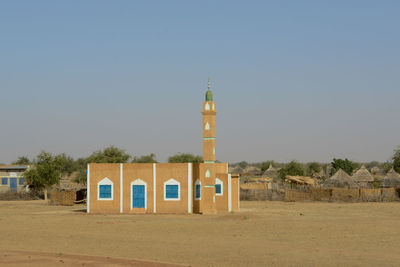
240 187 400 202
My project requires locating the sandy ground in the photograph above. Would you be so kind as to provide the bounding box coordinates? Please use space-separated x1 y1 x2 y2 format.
0 200 399 267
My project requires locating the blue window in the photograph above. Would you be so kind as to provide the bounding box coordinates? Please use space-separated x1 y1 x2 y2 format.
215 184 222 194
99 185 112 199
1 178 7 185
19 178 25 185
195 184 201 199
165 185 179 199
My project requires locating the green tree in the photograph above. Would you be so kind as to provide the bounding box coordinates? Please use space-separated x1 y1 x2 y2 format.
331 158 355 175
307 162 321 176
12 156 31 165
56 153 77 175
75 146 131 184
279 161 305 180
24 151 63 200
132 153 158 163
392 148 400 173
168 153 203 163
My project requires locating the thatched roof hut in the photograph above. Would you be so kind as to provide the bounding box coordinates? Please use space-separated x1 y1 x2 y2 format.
382 168 400 188
243 166 261 175
262 163 279 179
286 176 317 186
325 169 359 188
352 165 374 183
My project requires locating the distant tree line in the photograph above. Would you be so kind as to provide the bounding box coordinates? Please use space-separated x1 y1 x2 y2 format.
11 146 400 195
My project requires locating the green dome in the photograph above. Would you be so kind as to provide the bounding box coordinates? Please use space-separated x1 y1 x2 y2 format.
205 90 213 101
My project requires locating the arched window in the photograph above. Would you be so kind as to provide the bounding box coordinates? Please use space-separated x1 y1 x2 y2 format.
131 179 147 209
195 179 201 200
164 179 180 200
205 169 211 178
98 177 113 200
205 102 210 110
215 178 223 196
212 103 215 110
205 122 210 131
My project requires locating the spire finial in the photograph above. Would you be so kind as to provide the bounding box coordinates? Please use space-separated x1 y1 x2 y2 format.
208 77 210 89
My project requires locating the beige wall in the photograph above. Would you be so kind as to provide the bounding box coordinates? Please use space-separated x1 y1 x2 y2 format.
231 174 240 211
123 163 154 214
155 163 189 214
89 163 120 214
88 163 235 215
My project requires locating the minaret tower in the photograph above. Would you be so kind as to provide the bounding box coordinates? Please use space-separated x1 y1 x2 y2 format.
202 78 216 163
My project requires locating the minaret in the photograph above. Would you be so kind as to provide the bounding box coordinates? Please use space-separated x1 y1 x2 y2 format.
200 78 217 214
202 78 216 163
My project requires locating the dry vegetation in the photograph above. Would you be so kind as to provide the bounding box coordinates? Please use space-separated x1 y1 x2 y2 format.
0 201 400 266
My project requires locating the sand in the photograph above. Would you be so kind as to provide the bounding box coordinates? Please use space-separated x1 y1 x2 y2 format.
0 200 399 266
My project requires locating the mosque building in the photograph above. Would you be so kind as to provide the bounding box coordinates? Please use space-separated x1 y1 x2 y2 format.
87 81 240 214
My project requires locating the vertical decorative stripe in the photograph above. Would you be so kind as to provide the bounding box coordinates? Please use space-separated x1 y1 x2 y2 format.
153 163 156 213
228 174 232 212
87 164 90 214
238 175 240 209
120 163 123 213
188 163 192 214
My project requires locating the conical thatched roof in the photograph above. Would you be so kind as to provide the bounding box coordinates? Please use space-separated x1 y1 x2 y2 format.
382 168 400 188
325 169 359 188
263 163 279 179
352 165 374 182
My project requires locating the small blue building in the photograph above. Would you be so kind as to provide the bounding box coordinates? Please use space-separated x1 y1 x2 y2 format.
0 165 28 193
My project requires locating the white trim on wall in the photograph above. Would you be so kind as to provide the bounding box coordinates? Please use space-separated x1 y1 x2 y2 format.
238 175 240 210
216 178 223 196
195 179 201 200
97 177 114 201
228 174 232 212
205 169 211 178
131 179 147 210
120 164 123 213
87 164 90 213
164 178 181 201
153 163 156 213
188 163 192 214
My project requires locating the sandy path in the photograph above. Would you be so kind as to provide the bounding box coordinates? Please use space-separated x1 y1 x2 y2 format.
0 200 399 266
0 250 181 266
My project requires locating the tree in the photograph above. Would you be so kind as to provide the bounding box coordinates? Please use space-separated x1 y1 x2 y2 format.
75 146 131 184
307 162 321 176
24 151 63 200
12 156 31 165
392 148 400 173
132 153 158 163
331 158 355 175
56 153 77 175
278 161 305 180
168 153 203 163
260 161 274 173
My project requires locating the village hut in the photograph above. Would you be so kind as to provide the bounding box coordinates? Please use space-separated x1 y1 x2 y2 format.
382 168 400 188
243 166 261 176
262 163 279 180
286 176 317 187
324 169 359 188
352 165 374 188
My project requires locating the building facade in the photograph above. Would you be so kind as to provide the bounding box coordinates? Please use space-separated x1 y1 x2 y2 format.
87 83 240 214
0 165 28 193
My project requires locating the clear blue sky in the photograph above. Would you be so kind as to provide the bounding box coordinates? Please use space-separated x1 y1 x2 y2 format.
1 1 399 164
